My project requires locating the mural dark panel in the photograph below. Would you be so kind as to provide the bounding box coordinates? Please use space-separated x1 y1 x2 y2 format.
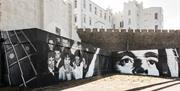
0 29 112 88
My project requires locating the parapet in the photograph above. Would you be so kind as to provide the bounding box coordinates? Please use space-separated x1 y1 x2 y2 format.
77 28 179 33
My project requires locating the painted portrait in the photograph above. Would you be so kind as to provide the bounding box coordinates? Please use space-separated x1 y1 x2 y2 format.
114 48 179 77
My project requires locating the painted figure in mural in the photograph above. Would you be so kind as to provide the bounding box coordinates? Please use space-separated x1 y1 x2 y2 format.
115 48 179 77
48 52 55 76
59 55 73 80
54 46 62 80
72 50 87 80
48 39 55 75
48 40 54 51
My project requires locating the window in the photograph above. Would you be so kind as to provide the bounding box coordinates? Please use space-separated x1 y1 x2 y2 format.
128 10 131 15
137 13 139 16
128 18 131 25
109 16 111 22
120 21 124 28
89 4 92 12
95 7 97 15
56 27 61 36
83 0 86 9
155 25 158 30
74 15 77 23
100 10 102 18
83 15 86 23
74 0 77 8
89 17 92 25
155 13 158 19
104 13 106 20
113 24 116 29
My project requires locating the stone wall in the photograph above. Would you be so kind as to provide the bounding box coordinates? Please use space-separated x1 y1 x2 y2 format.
77 28 180 51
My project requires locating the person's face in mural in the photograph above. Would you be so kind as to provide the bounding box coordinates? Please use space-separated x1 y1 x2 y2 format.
48 56 55 70
132 50 159 76
64 55 71 66
116 51 136 74
75 56 80 66
55 50 61 60
116 50 159 76
48 40 54 51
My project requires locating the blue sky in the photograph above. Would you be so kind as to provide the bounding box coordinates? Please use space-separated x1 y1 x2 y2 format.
91 0 180 29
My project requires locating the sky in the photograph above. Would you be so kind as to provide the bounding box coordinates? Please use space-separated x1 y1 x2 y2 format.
91 0 180 29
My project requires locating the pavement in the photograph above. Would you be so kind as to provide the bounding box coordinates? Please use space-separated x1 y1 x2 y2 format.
33 74 180 91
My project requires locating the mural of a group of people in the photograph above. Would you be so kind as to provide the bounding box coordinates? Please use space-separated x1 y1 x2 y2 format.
112 48 180 77
0 29 112 87
47 34 103 81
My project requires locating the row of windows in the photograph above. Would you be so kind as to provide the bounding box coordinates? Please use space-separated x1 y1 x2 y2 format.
128 10 159 20
74 16 92 25
74 0 111 22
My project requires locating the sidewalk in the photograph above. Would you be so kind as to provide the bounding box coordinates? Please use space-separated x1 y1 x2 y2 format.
33 74 180 91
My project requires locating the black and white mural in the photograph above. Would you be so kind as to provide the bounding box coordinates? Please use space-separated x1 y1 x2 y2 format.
0 29 179 88
112 49 180 77
47 33 103 81
0 29 112 87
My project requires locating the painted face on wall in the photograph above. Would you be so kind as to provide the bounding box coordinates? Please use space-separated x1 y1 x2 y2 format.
64 55 71 66
116 50 159 76
55 50 61 59
75 56 80 66
48 40 54 51
48 56 55 70
132 50 159 76
116 51 136 74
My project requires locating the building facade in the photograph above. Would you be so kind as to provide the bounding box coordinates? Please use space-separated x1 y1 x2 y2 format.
0 0 72 39
0 0 163 41
71 0 113 29
113 0 163 30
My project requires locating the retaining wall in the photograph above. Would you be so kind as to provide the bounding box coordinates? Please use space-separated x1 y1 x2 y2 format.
0 28 112 88
0 28 179 88
77 28 180 51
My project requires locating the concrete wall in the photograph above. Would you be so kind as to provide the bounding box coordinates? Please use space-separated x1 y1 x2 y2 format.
43 0 72 38
0 28 179 88
0 28 112 88
77 29 180 51
0 0 72 39
0 0 43 30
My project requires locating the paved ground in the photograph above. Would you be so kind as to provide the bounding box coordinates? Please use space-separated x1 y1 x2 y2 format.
33 74 180 91
1 74 179 91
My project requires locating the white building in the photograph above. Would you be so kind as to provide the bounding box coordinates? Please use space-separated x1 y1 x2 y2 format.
0 0 164 41
71 0 113 29
113 0 163 30
0 0 72 39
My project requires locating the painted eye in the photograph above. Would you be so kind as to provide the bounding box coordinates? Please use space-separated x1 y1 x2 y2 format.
122 58 131 63
148 60 156 65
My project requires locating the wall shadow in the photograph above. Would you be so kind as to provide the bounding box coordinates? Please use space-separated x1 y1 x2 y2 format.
33 74 114 91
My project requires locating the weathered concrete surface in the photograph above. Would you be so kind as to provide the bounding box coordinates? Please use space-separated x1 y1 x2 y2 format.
77 29 180 52
32 74 180 91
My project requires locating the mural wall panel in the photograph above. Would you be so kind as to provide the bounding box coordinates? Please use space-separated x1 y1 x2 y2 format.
112 49 180 77
0 29 112 88
0 28 180 88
